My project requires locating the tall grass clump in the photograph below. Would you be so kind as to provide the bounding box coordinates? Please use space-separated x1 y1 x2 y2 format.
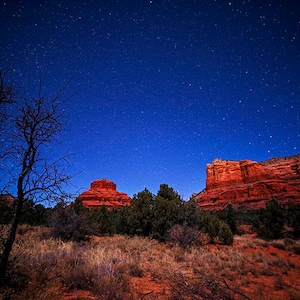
0 228 133 299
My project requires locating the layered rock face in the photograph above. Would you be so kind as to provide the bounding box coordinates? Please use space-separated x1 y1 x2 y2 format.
196 155 300 210
78 179 131 209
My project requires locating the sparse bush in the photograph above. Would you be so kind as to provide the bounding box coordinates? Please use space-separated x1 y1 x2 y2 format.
167 224 200 247
195 231 211 246
49 200 93 242
218 222 234 245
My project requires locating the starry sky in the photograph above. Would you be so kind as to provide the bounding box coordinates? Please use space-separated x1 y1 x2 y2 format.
1 0 299 199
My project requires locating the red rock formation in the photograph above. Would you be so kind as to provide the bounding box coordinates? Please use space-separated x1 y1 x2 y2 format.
196 155 300 210
78 178 131 209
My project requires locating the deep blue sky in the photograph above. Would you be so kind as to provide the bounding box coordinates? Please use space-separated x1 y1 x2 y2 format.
1 0 299 199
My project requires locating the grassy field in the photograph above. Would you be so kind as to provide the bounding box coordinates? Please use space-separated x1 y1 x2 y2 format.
1 225 300 300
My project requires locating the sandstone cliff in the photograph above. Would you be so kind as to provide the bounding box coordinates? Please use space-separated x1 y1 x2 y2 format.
196 154 300 210
78 178 131 209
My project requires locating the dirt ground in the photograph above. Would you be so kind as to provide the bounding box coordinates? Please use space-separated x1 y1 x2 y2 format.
61 234 300 300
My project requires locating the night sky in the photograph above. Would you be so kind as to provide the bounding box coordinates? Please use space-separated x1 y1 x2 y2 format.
1 0 299 199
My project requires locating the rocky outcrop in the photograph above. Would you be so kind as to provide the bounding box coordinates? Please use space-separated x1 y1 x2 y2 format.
196 155 300 210
78 178 131 209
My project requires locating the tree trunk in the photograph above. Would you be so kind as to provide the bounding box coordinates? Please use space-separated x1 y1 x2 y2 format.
0 196 23 285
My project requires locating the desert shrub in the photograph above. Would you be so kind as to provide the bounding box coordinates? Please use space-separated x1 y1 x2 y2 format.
286 204 300 237
117 184 234 245
217 204 237 235
49 200 93 241
151 184 183 240
118 184 184 240
200 214 234 245
0 200 13 224
123 188 155 236
203 214 221 243
167 224 200 247
0 198 49 226
157 183 182 203
19 200 50 226
252 199 285 240
218 222 234 245
151 195 182 240
91 205 115 235
117 205 135 235
177 197 203 228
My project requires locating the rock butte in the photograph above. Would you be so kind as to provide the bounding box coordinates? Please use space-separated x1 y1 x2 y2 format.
78 178 131 209
196 154 300 210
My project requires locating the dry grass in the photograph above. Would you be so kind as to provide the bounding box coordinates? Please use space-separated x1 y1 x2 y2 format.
1 226 300 300
270 238 300 254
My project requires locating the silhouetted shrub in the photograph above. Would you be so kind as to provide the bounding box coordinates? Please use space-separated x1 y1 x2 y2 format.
0 199 13 224
286 204 300 238
178 197 202 228
126 188 155 236
91 205 115 235
49 200 92 242
151 195 182 240
116 184 235 245
253 199 285 240
20 200 50 226
217 204 237 235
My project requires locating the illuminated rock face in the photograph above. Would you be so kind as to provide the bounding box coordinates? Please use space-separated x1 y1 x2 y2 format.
78 179 131 209
196 155 300 210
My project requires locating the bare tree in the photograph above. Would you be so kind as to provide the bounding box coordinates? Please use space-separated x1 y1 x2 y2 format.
0 63 14 163
0 74 73 284
0 60 13 107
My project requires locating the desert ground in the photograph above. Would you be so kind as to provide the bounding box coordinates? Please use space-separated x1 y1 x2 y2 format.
1 225 300 300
